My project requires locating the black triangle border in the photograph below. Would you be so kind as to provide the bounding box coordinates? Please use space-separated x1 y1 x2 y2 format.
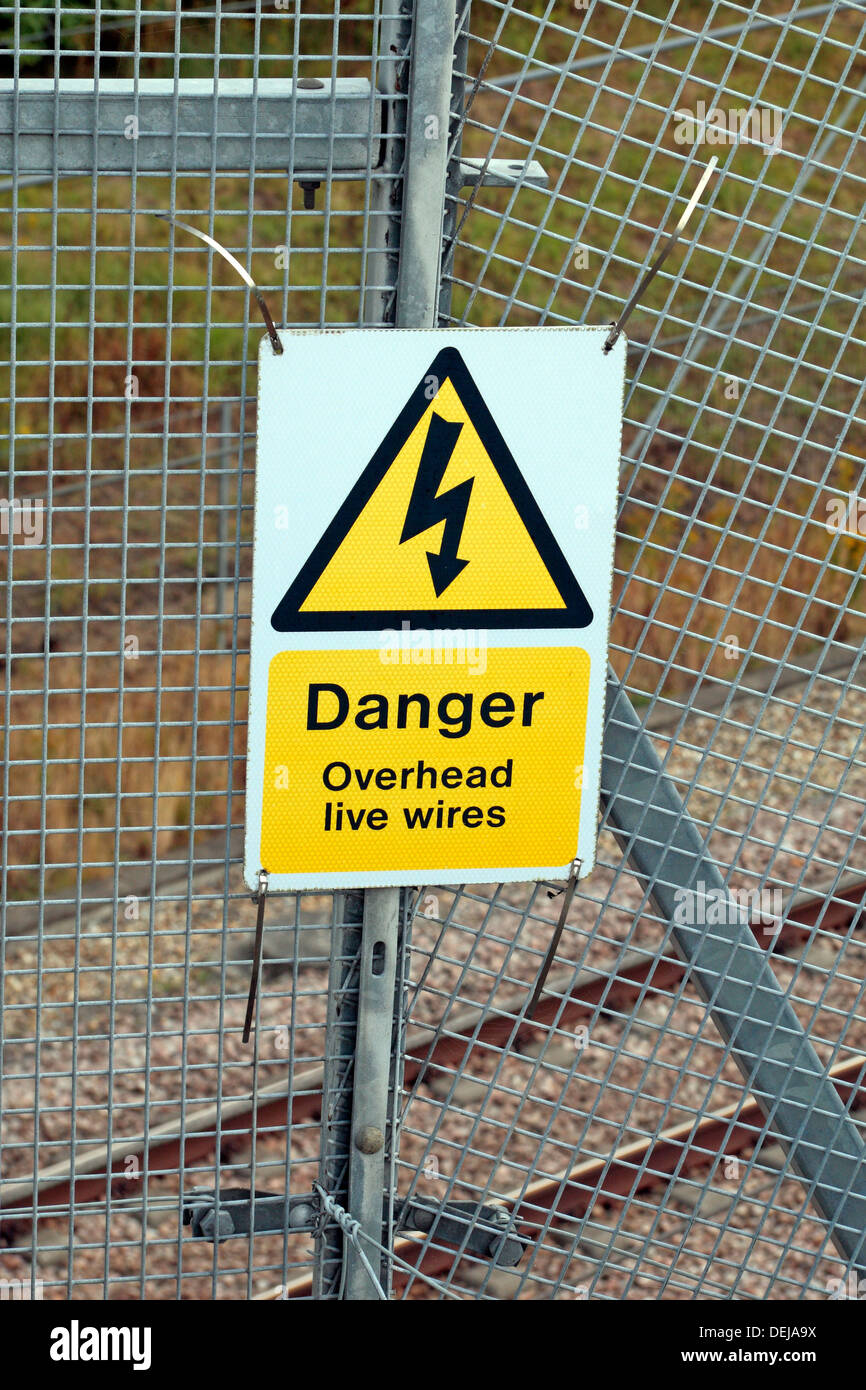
270 345 593 631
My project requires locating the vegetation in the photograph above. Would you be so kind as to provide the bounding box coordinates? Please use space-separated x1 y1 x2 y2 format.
1 0 863 895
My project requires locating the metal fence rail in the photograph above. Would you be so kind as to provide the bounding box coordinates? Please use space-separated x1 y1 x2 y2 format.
1 0 866 1300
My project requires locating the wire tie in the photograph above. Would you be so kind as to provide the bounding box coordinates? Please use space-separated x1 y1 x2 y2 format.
525 864 580 1020
602 156 718 354
132 210 284 355
313 1184 389 1300
243 869 269 1044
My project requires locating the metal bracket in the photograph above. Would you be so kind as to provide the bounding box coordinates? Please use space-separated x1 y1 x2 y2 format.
182 1186 526 1267
394 1196 525 1267
183 1188 318 1243
0 78 547 193
459 157 548 189
0 77 380 176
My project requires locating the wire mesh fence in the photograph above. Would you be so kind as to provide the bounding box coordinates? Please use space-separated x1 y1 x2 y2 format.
1 0 866 1302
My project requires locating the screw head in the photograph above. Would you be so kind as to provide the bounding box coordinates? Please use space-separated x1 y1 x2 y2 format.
289 1203 316 1229
355 1125 385 1155
200 1208 233 1242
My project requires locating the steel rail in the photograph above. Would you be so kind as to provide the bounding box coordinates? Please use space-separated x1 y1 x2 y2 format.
268 1050 866 1299
2 871 863 1233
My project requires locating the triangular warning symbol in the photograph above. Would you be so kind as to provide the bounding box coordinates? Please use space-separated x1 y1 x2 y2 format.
270 347 593 631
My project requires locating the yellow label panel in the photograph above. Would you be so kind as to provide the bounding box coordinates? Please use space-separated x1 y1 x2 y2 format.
260 646 589 876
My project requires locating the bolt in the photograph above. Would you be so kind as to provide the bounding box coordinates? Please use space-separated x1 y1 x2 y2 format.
199 1207 234 1242
289 1202 316 1230
355 1125 384 1154
299 180 320 210
488 1232 511 1263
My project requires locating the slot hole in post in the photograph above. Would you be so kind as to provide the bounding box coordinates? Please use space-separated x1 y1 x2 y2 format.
371 941 386 977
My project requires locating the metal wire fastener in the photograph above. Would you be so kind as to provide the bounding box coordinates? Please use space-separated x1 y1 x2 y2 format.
133 211 284 356
313 1183 389 1301
525 864 580 1020
243 869 270 1045
602 157 718 354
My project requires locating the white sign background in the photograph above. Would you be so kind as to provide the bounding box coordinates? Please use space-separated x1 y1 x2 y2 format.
245 326 627 892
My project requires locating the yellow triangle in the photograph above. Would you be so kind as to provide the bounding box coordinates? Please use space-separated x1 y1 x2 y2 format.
270 346 592 631
302 378 563 612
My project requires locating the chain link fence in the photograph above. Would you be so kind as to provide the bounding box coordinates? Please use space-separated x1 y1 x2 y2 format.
1 0 865 1301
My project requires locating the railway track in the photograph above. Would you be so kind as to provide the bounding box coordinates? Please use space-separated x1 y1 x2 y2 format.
3 870 864 1262
269 1049 866 1299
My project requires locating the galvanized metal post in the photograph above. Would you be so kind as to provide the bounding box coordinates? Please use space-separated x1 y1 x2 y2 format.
343 888 403 1298
436 4 470 326
394 0 459 328
342 0 458 1299
313 0 410 1299
315 0 458 1299
601 670 866 1272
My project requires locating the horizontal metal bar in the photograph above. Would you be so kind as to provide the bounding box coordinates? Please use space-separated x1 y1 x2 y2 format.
495 0 863 89
0 77 381 174
0 80 537 192
182 1186 524 1265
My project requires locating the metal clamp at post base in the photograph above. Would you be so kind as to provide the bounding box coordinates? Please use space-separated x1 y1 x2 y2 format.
182 1186 526 1268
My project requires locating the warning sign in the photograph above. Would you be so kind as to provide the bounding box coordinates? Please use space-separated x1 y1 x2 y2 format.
245 328 626 891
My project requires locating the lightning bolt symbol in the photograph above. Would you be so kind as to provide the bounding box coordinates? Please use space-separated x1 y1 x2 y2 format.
399 412 474 598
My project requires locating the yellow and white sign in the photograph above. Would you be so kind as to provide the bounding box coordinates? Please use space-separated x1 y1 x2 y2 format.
245 328 626 891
